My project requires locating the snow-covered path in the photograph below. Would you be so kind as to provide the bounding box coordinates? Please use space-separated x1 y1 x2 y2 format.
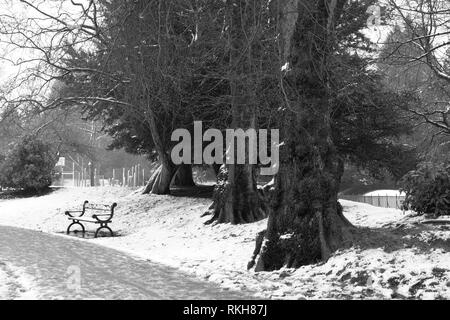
0 225 250 299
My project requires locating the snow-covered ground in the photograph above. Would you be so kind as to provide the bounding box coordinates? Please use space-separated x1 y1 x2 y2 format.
0 187 449 299
0 260 37 300
0 225 248 299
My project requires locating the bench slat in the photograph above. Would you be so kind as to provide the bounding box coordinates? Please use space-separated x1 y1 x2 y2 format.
85 207 111 211
86 204 112 208
68 217 103 223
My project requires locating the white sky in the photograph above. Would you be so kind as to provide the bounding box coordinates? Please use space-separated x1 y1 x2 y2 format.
0 0 92 99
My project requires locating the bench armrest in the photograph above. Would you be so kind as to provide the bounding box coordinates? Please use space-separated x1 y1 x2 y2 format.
92 214 113 223
65 201 89 218
65 210 84 218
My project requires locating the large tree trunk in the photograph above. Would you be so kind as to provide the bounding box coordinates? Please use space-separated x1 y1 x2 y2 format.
249 0 354 270
205 163 266 224
249 119 354 270
204 0 267 224
205 107 267 224
171 164 196 187
142 157 175 195
142 100 176 195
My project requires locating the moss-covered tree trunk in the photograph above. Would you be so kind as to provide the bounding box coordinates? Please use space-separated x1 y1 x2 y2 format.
249 0 354 270
249 113 353 270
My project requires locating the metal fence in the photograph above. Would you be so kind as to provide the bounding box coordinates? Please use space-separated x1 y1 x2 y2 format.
52 164 149 188
339 194 405 209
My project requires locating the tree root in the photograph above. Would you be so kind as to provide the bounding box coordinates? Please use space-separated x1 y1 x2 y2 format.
249 200 356 271
203 165 268 225
142 163 175 195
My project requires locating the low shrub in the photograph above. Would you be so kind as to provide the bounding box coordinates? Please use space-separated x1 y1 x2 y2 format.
0 136 57 192
400 163 450 216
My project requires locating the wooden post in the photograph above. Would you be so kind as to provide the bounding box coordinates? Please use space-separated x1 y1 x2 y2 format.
122 168 126 187
112 169 116 186
142 168 145 186
61 165 64 187
137 164 141 186
135 165 138 186
72 162 75 187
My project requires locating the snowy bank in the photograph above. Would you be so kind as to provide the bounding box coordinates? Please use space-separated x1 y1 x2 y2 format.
0 187 449 299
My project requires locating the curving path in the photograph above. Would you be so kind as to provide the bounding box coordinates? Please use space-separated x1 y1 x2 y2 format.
0 226 251 299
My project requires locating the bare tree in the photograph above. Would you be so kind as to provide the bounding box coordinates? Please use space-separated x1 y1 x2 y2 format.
0 0 196 193
382 0 450 136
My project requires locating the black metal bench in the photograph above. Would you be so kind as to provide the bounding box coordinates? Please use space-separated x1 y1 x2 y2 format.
65 201 117 238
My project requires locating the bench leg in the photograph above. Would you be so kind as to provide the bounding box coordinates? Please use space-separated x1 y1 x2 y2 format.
94 224 113 238
67 221 85 235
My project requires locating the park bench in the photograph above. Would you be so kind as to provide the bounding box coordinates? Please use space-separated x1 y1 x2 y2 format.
65 201 117 238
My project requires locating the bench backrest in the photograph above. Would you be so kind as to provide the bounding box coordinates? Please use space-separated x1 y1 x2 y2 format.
82 200 117 218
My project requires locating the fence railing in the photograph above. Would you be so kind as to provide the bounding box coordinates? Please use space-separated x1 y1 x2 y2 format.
339 194 405 209
53 164 149 188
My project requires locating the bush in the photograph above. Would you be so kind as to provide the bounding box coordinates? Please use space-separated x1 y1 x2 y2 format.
400 163 450 216
0 136 57 192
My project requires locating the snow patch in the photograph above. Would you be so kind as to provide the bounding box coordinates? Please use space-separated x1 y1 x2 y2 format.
0 187 448 299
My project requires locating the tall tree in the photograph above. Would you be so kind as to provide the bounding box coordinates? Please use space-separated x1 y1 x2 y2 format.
204 0 276 224
383 0 450 138
251 0 363 270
